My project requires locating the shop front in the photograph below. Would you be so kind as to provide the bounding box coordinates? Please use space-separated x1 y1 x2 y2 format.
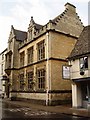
72 78 90 109
81 81 90 108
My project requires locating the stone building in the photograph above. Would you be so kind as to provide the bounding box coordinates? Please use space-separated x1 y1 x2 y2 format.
0 48 7 98
68 26 90 109
5 3 83 105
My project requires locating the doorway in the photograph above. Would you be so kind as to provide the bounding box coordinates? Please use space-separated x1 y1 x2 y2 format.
81 81 90 108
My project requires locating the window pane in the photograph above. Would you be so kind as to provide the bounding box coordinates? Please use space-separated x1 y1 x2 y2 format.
19 73 24 90
27 47 33 64
79 57 88 70
80 58 84 69
84 57 88 68
37 69 45 90
20 52 25 67
27 71 33 90
37 40 45 60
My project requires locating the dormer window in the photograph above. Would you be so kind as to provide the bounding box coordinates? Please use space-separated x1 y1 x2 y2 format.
28 16 35 41
9 40 12 50
2 54 4 60
28 29 33 41
79 57 88 70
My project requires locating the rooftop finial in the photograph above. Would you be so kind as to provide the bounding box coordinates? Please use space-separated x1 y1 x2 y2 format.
11 25 14 29
30 16 35 24
31 16 33 20
28 16 35 29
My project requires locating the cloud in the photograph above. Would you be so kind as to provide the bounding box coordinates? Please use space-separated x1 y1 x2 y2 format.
88 1 90 25
0 16 15 52
9 0 65 26
8 1 51 26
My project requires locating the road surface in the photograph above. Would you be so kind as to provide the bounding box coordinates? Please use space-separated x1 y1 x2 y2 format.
0 99 90 120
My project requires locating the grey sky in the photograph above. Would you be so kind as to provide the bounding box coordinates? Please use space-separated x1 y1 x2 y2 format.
0 0 89 53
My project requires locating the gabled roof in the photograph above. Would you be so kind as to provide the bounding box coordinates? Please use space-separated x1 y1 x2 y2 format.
0 48 7 55
68 26 90 59
11 25 27 41
35 23 42 30
14 29 27 41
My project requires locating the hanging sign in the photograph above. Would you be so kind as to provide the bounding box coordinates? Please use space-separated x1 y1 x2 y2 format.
62 66 70 79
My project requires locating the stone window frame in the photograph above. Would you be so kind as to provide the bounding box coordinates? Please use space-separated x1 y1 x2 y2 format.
27 71 34 90
20 51 25 67
37 68 45 90
27 46 33 64
37 40 45 61
19 73 24 91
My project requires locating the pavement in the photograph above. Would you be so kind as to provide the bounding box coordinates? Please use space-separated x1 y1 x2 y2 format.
2 98 90 118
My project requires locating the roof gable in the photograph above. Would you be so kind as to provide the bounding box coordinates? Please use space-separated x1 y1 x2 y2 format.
28 16 42 31
10 25 27 41
26 3 83 40
14 29 27 41
51 2 83 37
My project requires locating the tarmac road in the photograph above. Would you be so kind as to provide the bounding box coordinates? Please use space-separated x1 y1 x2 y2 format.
1 99 90 120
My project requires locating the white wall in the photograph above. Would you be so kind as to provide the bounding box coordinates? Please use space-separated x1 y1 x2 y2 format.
69 55 90 108
72 83 82 107
70 57 90 80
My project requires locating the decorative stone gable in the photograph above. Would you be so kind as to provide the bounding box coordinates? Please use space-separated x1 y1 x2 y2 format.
26 2 83 43
65 2 76 13
51 2 84 37
27 16 42 41
28 16 35 29
7 25 15 52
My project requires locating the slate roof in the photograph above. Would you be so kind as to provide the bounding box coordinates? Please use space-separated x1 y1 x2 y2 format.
14 29 27 41
35 23 42 30
0 48 7 55
68 25 90 59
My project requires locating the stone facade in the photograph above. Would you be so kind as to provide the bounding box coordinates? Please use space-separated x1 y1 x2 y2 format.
0 48 8 98
4 3 83 105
